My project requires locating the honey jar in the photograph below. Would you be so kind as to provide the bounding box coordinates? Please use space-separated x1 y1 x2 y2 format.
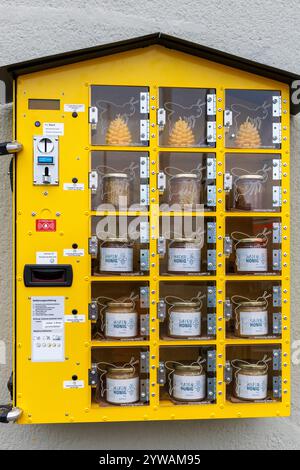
168 301 201 338
105 301 138 339
168 173 200 207
168 237 201 273
235 237 268 273
100 237 133 273
232 361 268 401
172 364 206 402
234 300 268 337
102 173 130 208
234 174 265 211
106 366 139 405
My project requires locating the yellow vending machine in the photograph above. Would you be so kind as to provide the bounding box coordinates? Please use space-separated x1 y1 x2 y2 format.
0 33 298 424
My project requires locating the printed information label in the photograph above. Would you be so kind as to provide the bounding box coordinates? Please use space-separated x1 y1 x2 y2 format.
64 104 85 113
63 380 84 389
31 296 65 362
43 122 64 136
36 251 57 265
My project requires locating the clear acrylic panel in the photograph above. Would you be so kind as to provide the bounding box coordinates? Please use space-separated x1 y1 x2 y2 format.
90 151 149 211
159 152 216 211
159 88 216 147
225 281 282 339
91 347 150 407
225 217 282 275
225 90 281 149
91 281 149 342
226 345 282 403
159 346 216 405
91 215 149 276
225 153 282 212
159 282 216 340
90 86 149 146
159 216 216 275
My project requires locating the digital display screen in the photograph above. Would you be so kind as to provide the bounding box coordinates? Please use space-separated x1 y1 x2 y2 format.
37 156 54 164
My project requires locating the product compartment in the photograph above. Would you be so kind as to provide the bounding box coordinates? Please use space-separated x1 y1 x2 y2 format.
90 85 149 146
225 153 282 212
225 345 282 403
159 216 216 275
90 282 149 341
90 347 150 407
91 215 149 276
159 282 216 340
224 89 281 149
225 281 282 339
158 87 216 148
90 151 149 211
159 346 217 405
225 217 282 275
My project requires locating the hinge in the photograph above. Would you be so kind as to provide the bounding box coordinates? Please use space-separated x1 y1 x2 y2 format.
140 379 150 402
140 351 150 373
89 106 98 129
272 96 282 117
157 362 166 385
140 314 149 336
224 236 233 256
140 92 150 114
272 123 282 144
140 119 150 141
207 250 216 271
207 222 216 244
207 94 216 116
207 121 216 143
157 108 166 129
273 349 282 371
224 299 233 320
273 286 282 307
158 237 166 256
207 313 216 336
89 171 98 193
224 110 233 128
140 156 149 178
207 286 216 308
272 186 282 208
88 300 98 321
140 286 149 308
273 312 282 335
224 361 233 384
224 173 233 191
273 222 282 243
88 364 99 386
140 249 149 271
140 221 149 243
207 350 216 372
140 184 149 206
273 250 282 271
207 185 216 206
273 159 282 180
158 172 166 192
88 236 98 258
207 157 216 179
207 377 216 401
157 299 166 321
273 376 282 398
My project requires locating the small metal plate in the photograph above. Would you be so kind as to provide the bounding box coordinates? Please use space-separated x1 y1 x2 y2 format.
207 378 216 401
140 379 150 402
224 236 233 256
273 250 282 271
207 250 216 271
207 94 216 116
273 312 282 335
207 157 216 179
273 286 282 307
89 171 98 193
273 376 282 398
207 185 216 206
158 237 166 256
224 361 233 384
273 186 282 208
273 223 282 243
224 299 232 320
140 156 149 178
140 184 149 206
207 350 216 372
88 301 98 321
140 287 149 308
207 286 216 308
272 159 282 180
89 106 98 125
140 120 149 141
88 364 98 386
207 313 216 336
140 249 149 271
207 222 216 243
140 351 150 373
140 221 149 243
140 92 149 114
158 300 166 321
273 349 282 371
224 110 233 127
207 121 216 143
272 123 282 144
224 173 233 191
157 362 166 385
140 314 149 336
158 172 166 192
88 236 98 258
272 96 282 117
157 108 166 128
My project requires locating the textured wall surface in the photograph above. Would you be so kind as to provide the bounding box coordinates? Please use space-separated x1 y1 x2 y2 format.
1 0 300 450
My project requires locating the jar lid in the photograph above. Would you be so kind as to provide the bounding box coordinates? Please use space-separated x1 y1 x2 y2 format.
238 237 265 243
172 173 198 179
172 301 200 308
108 366 135 374
104 237 129 243
237 174 264 181
107 301 134 308
238 300 267 308
237 362 267 372
175 364 202 372
103 173 129 178
172 237 201 243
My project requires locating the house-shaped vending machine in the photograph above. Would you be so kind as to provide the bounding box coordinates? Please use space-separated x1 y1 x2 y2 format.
0 33 299 424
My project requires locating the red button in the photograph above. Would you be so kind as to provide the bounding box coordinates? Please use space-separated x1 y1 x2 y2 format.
36 219 56 232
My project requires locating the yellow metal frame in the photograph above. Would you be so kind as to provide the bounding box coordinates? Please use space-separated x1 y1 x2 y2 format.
14 45 290 423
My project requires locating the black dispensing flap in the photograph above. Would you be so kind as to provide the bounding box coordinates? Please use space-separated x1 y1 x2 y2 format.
23 265 73 287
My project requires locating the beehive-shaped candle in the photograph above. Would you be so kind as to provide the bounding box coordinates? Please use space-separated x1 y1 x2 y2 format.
235 121 261 148
106 115 132 146
168 118 195 147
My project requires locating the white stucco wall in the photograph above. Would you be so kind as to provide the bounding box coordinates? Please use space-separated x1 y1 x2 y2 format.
1 0 300 450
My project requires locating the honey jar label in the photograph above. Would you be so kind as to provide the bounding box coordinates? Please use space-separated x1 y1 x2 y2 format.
100 247 133 272
173 373 206 401
169 311 201 336
236 373 268 400
236 248 267 272
105 312 138 338
106 377 139 404
168 248 200 272
239 310 268 336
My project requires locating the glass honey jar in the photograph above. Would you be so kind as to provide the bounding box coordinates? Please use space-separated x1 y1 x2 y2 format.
102 173 130 209
168 173 200 207
105 301 138 339
168 237 201 273
106 366 139 405
99 237 133 273
232 360 269 401
168 301 201 338
234 300 268 337
233 174 265 211
235 237 268 273
172 364 206 402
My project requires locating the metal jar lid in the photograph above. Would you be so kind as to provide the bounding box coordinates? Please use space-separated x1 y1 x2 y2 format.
108 366 135 375
172 301 200 308
172 173 198 179
107 301 135 309
103 237 129 243
237 362 267 373
103 173 129 179
237 174 264 181
238 237 265 244
175 364 202 372
172 237 201 243
238 300 267 308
